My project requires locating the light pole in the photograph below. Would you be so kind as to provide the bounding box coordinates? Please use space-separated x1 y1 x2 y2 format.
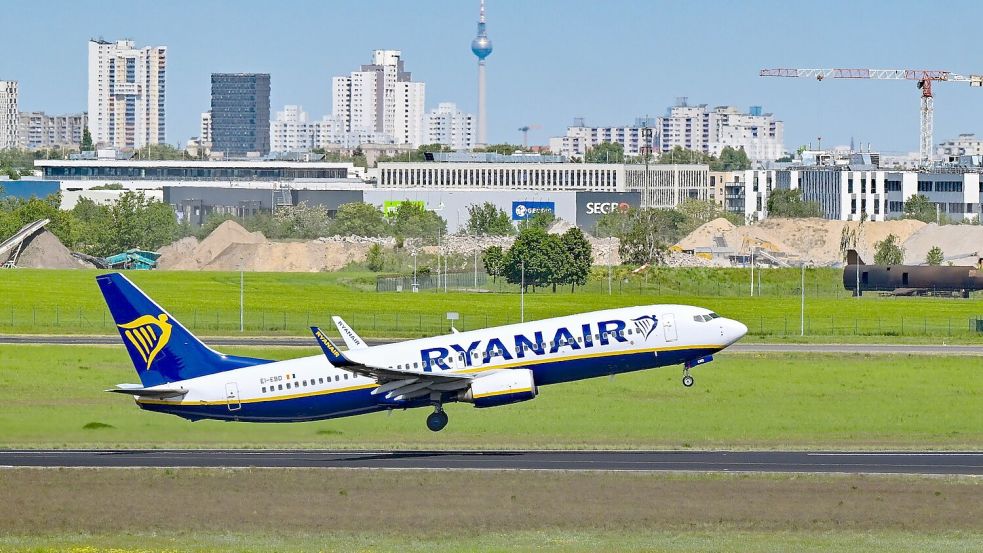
411 250 418 293
750 246 755 297
239 270 244 333
800 262 806 336
520 259 525 323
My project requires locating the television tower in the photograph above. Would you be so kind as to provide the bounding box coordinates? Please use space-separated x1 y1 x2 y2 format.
471 0 493 147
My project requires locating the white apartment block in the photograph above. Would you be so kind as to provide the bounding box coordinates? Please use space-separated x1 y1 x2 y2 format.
424 102 475 150
0 80 18 149
270 105 315 153
937 133 983 161
713 170 777 222
551 105 784 163
87 39 166 150
331 50 425 147
199 112 212 144
17 112 88 150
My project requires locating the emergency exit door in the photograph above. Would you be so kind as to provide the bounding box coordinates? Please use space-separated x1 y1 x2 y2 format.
662 313 677 342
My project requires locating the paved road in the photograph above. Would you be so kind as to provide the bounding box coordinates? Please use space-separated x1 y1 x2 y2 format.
0 450 980 475
1 334 980 354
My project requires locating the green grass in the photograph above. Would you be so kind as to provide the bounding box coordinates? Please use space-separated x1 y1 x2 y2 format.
3 531 981 553
0 345 979 449
1 268 982 339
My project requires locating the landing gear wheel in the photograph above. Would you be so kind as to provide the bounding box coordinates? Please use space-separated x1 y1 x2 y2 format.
682 374 694 387
426 409 449 432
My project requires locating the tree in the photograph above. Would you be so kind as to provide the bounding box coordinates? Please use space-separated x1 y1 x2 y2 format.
903 194 938 223
391 201 447 243
584 142 624 164
481 245 505 283
365 244 385 272
873 234 905 265
618 208 687 265
518 209 555 231
330 202 388 237
658 146 714 165
676 198 743 236
465 202 514 236
593 209 629 238
271 202 332 239
714 146 751 170
767 189 821 218
559 227 593 291
135 144 187 161
926 245 944 266
81 128 94 151
474 143 528 155
503 227 555 291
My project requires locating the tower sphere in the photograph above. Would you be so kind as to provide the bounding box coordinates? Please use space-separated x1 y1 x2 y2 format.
472 34 492 60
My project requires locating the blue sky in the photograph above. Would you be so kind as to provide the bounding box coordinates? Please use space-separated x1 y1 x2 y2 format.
4 0 982 153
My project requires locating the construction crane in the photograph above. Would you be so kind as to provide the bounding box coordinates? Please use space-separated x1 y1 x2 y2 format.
760 68 983 165
517 124 540 148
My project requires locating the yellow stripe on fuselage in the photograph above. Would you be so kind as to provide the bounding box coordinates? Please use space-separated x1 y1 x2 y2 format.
137 343 720 407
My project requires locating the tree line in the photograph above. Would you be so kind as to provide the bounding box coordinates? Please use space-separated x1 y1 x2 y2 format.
481 226 593 292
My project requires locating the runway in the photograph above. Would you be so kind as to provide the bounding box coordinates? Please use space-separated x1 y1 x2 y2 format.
1 450 980 475
1 334 981 355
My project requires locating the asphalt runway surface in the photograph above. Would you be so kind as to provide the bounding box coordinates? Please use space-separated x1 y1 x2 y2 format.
1 450 980 475
1 334 981 355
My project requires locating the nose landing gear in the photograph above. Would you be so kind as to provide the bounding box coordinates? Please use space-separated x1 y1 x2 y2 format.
426 404 449 432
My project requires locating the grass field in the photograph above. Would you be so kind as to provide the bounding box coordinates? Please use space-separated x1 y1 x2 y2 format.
0 468 979 552
1 345 979 449
1 268 982 339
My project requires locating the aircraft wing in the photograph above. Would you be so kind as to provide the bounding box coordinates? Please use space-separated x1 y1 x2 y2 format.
310 326 473 401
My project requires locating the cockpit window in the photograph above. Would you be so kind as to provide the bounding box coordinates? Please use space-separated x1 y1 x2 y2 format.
709 312 721 319
693 315 704 322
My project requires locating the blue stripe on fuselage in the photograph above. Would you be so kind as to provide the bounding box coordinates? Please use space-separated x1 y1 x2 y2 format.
141 346 718 423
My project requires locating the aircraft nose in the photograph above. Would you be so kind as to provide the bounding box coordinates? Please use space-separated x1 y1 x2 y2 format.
722 318 748 345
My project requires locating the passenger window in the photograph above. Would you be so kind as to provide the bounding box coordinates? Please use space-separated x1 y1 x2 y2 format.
278 384 283 390
262 386 266 393
319 378 324 384
414 362 419 368
627 329 633 335
344 374 349 380
577 336 583 342
286 383 291 389
303 380 307 386
334 375 339 382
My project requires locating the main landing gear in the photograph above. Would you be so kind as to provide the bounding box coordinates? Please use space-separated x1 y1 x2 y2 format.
682 368 695 388
426 404 449 432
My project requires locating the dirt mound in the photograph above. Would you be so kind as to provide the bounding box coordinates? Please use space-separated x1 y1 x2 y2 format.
676 218 927 266
204 240 372 272
14 230 92 269
903 224 983 266
160 220 267 270
676 218 737 250
156 236 199 269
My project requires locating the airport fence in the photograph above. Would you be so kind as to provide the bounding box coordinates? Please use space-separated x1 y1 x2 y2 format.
1 303 982 339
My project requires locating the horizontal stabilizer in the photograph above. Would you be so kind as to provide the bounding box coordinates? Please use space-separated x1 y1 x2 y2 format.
106 385 187 399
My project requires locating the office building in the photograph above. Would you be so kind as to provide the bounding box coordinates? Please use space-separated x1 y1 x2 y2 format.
17 112 87 150
331 50 425 147
87 39 166 149
0 80 19 149
425 102 475 150
938 133 983 162
210 73 271 156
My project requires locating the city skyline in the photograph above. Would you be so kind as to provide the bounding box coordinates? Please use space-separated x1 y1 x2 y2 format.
3 0 983 153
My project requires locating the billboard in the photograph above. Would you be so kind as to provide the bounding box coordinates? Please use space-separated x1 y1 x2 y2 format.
511 201 555 221
383 200 426 217
575 192 641 230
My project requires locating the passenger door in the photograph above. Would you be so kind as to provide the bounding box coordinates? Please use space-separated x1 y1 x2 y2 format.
662 313 678 342
225 382 241 412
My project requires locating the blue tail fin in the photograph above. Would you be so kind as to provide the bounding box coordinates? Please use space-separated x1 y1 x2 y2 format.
310 326 356 367
97 273 270 387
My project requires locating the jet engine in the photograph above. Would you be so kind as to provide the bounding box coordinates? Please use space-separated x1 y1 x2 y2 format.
458 369 537 408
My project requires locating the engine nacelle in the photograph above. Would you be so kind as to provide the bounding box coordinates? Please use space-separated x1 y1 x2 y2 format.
458 369 537 408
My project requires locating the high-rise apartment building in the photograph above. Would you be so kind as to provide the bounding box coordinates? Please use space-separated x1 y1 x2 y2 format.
0 80 19 149
331 50 425 147
210 73 271 156
87 39 166 149
425 102 475 150
199 112 212 144
17 112 88 150
270 105 315 153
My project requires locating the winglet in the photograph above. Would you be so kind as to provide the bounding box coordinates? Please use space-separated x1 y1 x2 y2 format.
311 326 356 367
332 316 368 350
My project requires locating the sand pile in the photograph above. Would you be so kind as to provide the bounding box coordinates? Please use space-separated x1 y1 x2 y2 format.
676 218 927 265
902 224 983 266
157 220 375 272
14 230 92 269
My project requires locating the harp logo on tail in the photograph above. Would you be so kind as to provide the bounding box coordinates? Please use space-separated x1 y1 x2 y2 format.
118 314 172 370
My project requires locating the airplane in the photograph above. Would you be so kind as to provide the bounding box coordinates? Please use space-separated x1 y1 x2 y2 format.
99 272 748 432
